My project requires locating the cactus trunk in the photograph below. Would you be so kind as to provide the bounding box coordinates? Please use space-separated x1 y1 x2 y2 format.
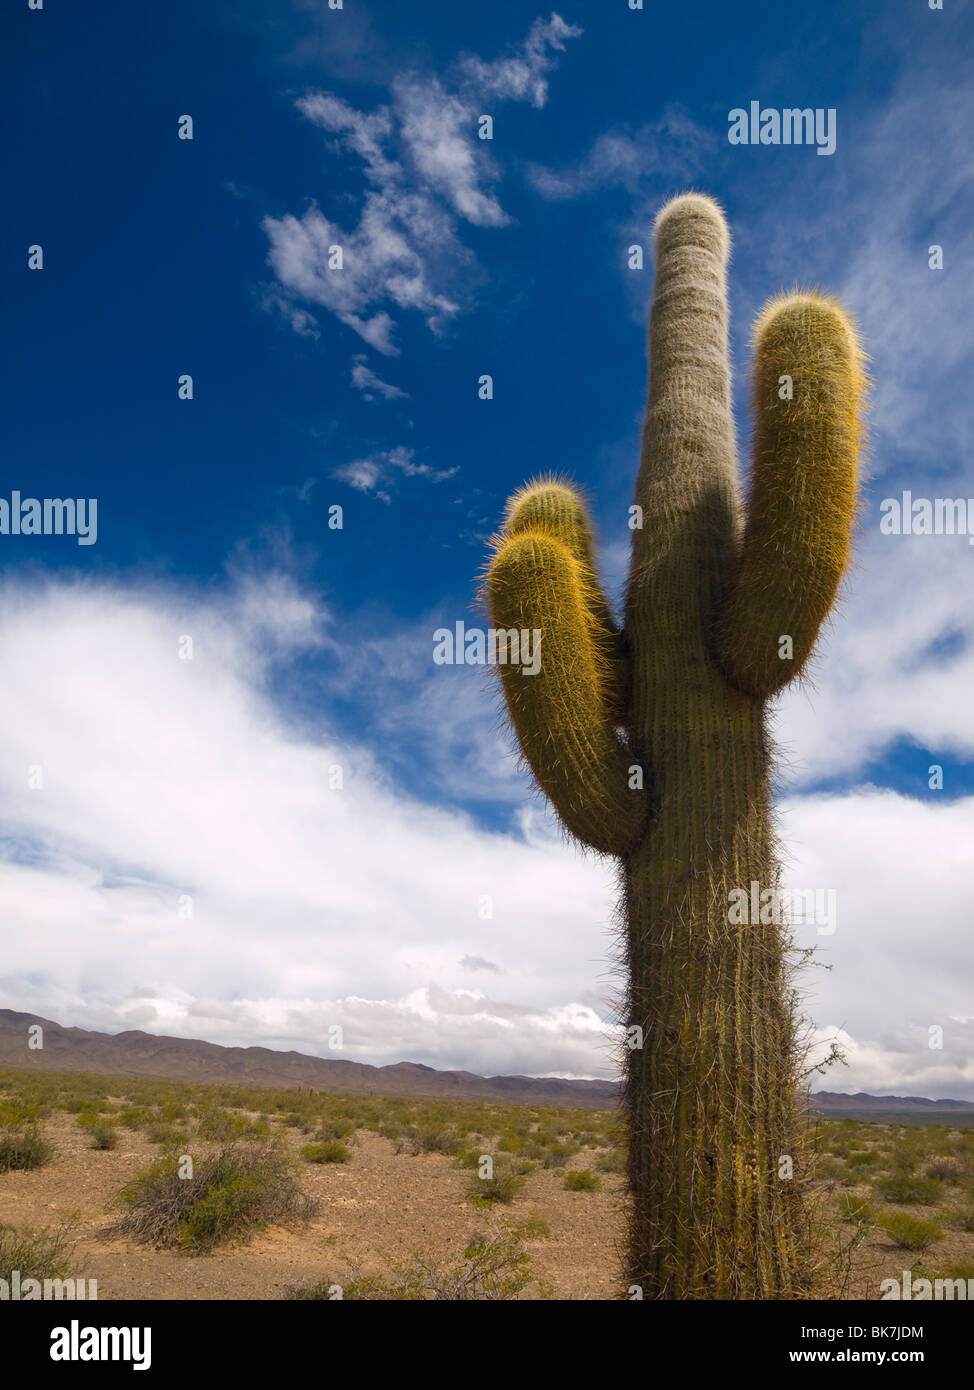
483 192 865 1298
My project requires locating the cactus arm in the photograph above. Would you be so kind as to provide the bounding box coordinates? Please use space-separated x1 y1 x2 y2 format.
504 478 631 723
714 291 866 699
484 522 648 856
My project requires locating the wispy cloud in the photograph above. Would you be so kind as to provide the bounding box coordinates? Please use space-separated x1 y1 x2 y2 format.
350 355 409 402
333 445 457 503
458 13 582 109
262 14 583 356
526 107 711 200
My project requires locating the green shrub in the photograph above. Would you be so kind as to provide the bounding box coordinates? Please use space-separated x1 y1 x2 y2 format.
845 1150 880 1170
467 1160 527 1207
195 1109 249 1141
317 1119 357 1142
876 1174 944 1205
0 1125 55 1172
301 1141 351 1165
0 1100 47 1126
816 1156 845 1181
0 1220 78 1284
563 1170 601 1192
145 1123 188 1147
411 1125 460 1156
880 1211 943 1252
837 1192 873 1225
540 1142 579 1170
289 1222 539 1301
922 1155 965 1185
594 1148 625 1173
88 1122 119 1151
113 1143 316 1252
945 1206 974 1233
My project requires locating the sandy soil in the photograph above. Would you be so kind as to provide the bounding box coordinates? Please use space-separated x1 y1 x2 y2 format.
0 1112 624 1300
1 1110 970 1300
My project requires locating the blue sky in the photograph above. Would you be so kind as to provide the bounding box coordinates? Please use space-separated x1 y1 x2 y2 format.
2 1 973 1096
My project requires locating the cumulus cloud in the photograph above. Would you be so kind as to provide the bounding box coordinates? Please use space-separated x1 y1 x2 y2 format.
772 517 974 789
262 14 582 355
0 574 970 1095
782 789 974 1098
0 574 625 1078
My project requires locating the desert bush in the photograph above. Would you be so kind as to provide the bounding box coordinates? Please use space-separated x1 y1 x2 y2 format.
0 1220 79 1284
88 1122 119 1151
301 1141 351 1164
815 1155 845 1181
195 1109 250 1141
0 1124 55 1173
845 1150 880 1170
594 1147 626 1174
316 1119 357 1142
563 1170 601 1192
112 1143 316 1252
876 1174 944 1205
922 1155 966 1185
467 1159 529 1207
880 1211 943 1252
145 1123 188 1148
837 1192 873 1225
540 1142 579 1170
116 1106 149 1130
944 1205 974 1233
410 1125 461 1156
289 1221 541 1300
0 1099 48 1126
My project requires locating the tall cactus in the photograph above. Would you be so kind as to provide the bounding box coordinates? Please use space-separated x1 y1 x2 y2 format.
483 193 865 1299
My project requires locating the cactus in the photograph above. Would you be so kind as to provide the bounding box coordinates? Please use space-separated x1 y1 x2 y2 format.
482 193 866 1299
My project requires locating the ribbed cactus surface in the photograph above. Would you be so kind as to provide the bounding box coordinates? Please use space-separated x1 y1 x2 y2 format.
484 193 865 1298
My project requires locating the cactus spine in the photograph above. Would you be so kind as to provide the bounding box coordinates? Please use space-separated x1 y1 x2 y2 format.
483 194 865 1298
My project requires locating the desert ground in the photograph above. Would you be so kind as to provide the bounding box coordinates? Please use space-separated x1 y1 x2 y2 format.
1 1068 972 1300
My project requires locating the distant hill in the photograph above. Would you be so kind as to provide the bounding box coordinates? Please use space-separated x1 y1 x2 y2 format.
809 1090 974 1125
1 1010 971 1119
0 1009 618 1108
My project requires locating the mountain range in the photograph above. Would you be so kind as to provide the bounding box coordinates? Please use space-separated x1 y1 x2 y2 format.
1 1009 972 1119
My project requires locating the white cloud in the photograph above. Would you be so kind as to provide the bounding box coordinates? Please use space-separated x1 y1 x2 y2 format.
394 76 509 227
526 108 711 200
773 519 974 788
0 576 971 1096
458 14 582 110
781 789 974 1099
262 15 582 353
332 446 457 502
350 355 409 401
0 575 622 1078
